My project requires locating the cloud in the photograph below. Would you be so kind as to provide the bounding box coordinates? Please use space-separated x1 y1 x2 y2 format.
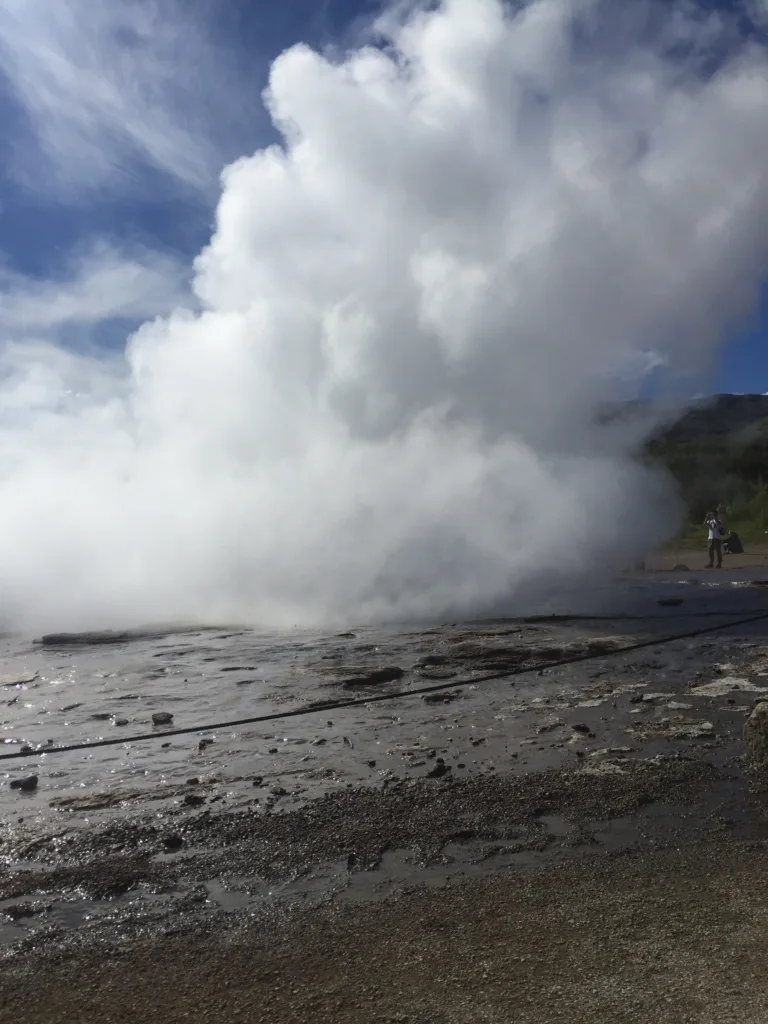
0 0 768 630
0 242 190 337
0 0 258 197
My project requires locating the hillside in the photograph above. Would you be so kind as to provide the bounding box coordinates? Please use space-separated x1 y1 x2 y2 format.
646 393 768 545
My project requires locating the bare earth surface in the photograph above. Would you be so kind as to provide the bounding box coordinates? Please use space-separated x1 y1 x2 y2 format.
4 839 768 1024
3 572 768 1022
648 543 768 572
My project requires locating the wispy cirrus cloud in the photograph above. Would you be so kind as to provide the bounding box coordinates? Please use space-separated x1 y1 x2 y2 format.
0 0 260 199
0 242 191 340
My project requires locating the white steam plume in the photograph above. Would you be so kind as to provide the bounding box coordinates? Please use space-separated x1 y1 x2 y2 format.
2 0 768 631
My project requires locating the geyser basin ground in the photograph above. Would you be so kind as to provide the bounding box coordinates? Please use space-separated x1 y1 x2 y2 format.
1 570 768 1021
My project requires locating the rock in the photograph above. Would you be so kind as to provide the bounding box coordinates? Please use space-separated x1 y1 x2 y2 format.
537 718 564 734
184 793 205 807
152 712 174 726
416 654 450 667
91 713 112 721
4 903 36 921
312 737 327 746
630 694 645 704
113 718 129 727
366 760 377 768
198 738 214 750
186 777 201 786
423 691 459 704
252 776 264 787
164 834 183 851
744 702 768 761
426 762 450 779
672 564 690 571
11 776 38 792
571 723 591 734
658 598 684 607
668 720 715 739
341 666 404 690
19 745 33 755
343 736 354 748
268 747 278 754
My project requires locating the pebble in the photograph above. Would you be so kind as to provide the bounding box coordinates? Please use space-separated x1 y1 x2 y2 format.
11 776 39 792
152 712 174 726
184 794 206 808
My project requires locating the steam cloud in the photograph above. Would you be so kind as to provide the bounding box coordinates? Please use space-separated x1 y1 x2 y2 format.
2 0 768 631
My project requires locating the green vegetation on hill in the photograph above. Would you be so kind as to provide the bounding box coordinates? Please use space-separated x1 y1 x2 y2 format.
645 395 768 549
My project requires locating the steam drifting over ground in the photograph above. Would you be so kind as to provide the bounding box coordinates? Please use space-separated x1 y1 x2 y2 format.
2 0 768 631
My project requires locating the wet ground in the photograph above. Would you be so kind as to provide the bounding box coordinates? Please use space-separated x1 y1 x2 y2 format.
1 569 768 962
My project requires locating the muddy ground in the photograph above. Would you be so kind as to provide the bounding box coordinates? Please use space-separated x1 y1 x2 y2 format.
2 604 768 1022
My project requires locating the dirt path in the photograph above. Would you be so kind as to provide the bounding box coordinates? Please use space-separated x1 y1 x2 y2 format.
648 544 768 572
2 837 767 1024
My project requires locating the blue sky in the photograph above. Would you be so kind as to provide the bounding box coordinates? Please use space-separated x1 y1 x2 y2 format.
0 0 765 395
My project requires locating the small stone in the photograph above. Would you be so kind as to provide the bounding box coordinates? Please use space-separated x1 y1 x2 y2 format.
186 777 201 786
630 694 644 703
268 747 278 754
152 712 173 726
19 745 33 755
571 723 591 734
162 742 171 748
426 762 450 779
164 834 183 851
198 738 214 751
10 775 38 792
366 759 377 768
312 738 327 746
113 718 129 727
252 776 264 787
184 793 205 807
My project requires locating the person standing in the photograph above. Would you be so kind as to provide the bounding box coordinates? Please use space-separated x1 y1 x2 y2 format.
705 510 724 568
